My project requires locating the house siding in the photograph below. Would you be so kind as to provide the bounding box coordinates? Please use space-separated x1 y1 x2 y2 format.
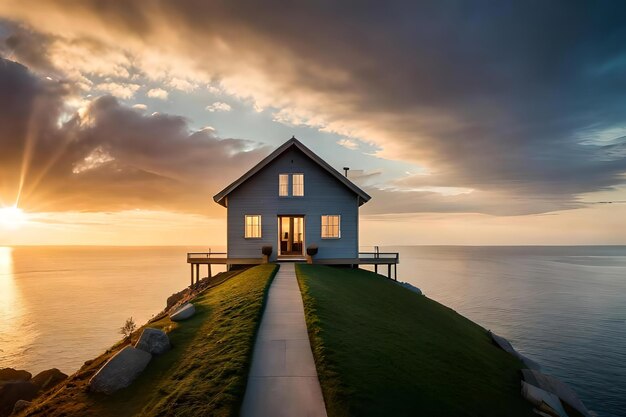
227 147 359 260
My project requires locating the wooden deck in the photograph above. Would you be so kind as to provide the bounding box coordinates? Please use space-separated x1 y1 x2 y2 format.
186 250 399 287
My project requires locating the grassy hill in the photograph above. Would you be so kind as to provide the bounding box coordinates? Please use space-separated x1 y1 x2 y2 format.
296 264 535 417
21 264 278 417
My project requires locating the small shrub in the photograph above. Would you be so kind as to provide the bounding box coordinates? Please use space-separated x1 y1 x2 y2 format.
307 245 319 256
119 317 137 343
262 245 273 256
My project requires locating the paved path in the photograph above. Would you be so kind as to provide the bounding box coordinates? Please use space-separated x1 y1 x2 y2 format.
240 263 328 417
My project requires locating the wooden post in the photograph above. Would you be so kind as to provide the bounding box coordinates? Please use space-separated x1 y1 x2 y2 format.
387 263 391 279
375 264 378 274
208 248 212 278
190 263 194 287
195 264 200 287
394 264 397 281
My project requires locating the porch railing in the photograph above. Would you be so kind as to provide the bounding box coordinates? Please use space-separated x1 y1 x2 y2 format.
187 250 227 261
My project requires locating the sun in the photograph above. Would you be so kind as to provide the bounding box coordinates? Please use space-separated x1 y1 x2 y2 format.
0 206 27 230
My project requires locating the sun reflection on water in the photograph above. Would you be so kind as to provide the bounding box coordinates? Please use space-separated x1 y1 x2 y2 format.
0 247 34 368
0 246 16 310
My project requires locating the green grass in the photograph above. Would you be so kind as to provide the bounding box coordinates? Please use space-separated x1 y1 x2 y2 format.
23 264 278 417
296 264 535 417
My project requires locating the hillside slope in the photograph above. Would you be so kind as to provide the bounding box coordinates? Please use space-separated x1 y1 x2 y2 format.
296 264 535 417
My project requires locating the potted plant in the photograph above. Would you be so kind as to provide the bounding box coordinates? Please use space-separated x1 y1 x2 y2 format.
306 244 318 264
262 245 272 263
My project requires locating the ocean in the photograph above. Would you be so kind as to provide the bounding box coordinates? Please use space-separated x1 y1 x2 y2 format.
1 245 624 416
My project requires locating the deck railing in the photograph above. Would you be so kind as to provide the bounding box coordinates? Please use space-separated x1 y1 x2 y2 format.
358 245 399 262
358 251 399 261
187 251 227 261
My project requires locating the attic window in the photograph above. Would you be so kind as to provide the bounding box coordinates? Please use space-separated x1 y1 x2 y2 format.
292 174 304 196
279 174 289 196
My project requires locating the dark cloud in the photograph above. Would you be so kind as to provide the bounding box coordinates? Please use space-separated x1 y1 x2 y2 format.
0 58 269 214
1 21 55 74
1 2 626 215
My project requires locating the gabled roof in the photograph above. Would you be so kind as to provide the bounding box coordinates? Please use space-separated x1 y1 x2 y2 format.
213 137 371 207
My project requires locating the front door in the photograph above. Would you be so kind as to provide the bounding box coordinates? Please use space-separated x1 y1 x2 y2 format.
278 216 304 256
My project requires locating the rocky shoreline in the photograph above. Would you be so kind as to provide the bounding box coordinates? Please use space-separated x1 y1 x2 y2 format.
0 368 67 417
489 331 593 417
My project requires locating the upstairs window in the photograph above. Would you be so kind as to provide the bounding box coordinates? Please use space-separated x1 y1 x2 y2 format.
245 215 262 238
321 215 340 238
292 174 304 196
279 174 289 196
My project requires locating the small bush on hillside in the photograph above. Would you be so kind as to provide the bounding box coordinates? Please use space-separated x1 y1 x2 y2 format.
119 317 137 343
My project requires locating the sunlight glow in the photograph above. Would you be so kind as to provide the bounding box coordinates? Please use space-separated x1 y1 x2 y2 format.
0 206 27 230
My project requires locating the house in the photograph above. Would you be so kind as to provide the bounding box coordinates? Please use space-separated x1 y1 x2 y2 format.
213 137 370 261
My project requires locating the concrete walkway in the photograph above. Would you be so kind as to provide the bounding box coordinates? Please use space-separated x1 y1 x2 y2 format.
240 263 328 417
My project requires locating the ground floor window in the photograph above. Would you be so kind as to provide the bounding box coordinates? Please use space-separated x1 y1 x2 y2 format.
321 215 340 238
245 215 262 238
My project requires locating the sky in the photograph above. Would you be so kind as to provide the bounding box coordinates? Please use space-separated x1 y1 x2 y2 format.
0 0 625 246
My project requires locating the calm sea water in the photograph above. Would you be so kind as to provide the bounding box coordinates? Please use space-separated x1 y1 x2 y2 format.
0 246 624 416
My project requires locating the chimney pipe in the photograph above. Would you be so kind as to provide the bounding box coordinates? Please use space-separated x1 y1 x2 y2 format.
343 167 350 177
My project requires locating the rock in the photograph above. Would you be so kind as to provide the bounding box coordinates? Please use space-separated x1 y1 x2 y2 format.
30 369 67 392
0 382 38 417
169 303 195 321
521 381 568 417
166 289 188 310
397 281 422 295
135 328 171 355
0 369 31 383
522 369 591 417
489 331 541 370
11 399 31 415
88 346 152 394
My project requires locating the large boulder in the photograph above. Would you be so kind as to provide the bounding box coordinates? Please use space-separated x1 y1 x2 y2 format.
30 369 67 392
0 369 31 383
88 346 152 394
522 369 590 417
169 303 195 321
166 289 189 310
521 381 568 417
397 281 423 295
489 331 541 370
135 328 171 355
0 382 38 417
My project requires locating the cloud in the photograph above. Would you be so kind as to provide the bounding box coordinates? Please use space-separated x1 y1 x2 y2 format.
205 101 232 112
95 82 139 99
147 87 168 100
0 58 270 215
71 146 114 174
337 138 358 150
1 2 626 215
